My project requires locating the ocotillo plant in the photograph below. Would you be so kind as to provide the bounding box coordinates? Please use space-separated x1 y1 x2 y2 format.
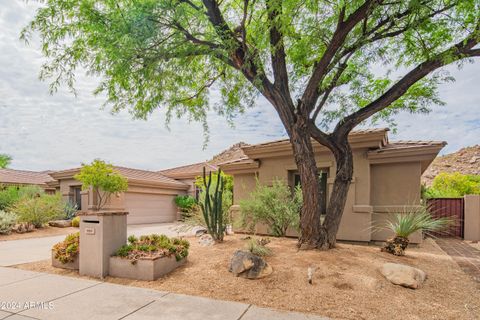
200 167 225 242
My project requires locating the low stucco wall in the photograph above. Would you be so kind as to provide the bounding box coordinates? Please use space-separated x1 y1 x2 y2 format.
464 195 480 241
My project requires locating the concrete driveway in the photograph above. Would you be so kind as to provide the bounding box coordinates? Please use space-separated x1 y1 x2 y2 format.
0 223 196 267
0 267 328 320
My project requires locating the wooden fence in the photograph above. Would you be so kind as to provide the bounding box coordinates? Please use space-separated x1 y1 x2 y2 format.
426 198 464 238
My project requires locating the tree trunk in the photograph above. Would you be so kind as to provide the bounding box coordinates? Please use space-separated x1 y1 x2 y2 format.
320 139 353 249
290 121 323 249
291 122 354 250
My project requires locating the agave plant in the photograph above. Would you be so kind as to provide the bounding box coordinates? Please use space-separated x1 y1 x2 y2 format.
381 206 452 256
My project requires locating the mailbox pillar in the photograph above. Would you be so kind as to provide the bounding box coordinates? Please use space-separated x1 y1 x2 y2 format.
78 211 128 278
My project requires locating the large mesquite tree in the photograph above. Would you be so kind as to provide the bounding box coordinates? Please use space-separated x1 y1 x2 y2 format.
24 0 479 249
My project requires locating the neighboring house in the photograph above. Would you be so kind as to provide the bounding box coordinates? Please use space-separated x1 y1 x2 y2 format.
219 128 446 243
159 161 218 199
0 168 57 193
49 167 189 224
159 142 248 199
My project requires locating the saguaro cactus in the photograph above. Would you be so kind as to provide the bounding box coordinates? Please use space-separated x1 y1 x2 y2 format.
200 167 225 242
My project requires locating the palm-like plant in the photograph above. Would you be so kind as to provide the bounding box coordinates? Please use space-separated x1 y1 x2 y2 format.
381 206 452 256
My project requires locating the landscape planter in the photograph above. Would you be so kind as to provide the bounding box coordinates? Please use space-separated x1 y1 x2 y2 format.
109 255 186 280
51 251 79 270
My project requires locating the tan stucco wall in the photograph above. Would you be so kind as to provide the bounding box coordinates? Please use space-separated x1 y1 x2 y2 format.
464 195 480 241
370 162 423 243
229 150 427 243
230 149 373 242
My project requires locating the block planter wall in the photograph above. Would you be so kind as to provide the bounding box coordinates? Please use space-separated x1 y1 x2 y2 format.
51 251 79 270
109 255 186 281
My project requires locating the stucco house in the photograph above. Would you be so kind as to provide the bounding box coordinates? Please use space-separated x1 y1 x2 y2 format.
49 167 189 224
219 128 445 243
0 169 57 193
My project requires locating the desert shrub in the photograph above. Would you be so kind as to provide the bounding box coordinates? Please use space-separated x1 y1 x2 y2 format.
174 195 197 211
0 210 18 234
0 186 21 211
424 172 480 198
63 202 78 220
246 237 272 256
174 195 197 220
0 185 45 211
52 232 79 264
12 193 66 228
115 234 189 264
71 216 80 228
239 179 302 237
384 207 453 239
380 205 452 256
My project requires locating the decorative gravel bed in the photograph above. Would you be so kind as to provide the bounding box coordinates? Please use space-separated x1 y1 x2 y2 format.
14 235 480 320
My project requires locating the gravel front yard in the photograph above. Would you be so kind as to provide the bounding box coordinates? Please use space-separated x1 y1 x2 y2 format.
14 235 480 320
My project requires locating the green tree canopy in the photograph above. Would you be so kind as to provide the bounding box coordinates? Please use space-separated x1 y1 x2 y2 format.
23 0 480 249
0 154 12 169
74 159 128 210
424 172 480 198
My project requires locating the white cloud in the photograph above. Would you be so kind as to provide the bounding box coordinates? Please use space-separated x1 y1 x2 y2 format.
0 1 479 171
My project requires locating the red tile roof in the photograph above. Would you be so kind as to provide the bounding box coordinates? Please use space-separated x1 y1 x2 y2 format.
160 162 218 179
0 169 55 187
50 166 188 189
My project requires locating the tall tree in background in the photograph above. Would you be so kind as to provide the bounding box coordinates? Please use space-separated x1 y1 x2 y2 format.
0 154 12 169
24 0 479 249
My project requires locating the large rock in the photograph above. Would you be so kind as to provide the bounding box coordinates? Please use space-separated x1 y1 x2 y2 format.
229 250 273 279
49 220 72 228
380 263 427 289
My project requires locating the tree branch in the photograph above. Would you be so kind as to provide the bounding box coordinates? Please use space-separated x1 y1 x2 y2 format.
267 0 290 93
334 32 480 138
300 0 379 112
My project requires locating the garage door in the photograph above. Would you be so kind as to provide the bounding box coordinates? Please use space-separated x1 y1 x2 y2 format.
124 192 177 224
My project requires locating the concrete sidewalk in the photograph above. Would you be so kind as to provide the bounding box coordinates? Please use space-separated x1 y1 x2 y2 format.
0 223 196 267
0 267 328 320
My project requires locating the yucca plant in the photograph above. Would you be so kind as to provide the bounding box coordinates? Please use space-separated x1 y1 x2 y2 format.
381 206 452 256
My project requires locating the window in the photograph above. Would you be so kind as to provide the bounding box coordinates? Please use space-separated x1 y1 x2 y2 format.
70 186 82 211
291 169 328 215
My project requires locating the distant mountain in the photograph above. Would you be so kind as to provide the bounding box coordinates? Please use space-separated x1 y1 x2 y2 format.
422 145 480 186
210 142 249 165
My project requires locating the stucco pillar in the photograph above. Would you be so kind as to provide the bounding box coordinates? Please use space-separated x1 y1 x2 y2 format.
464 195 480 241
77 211 128 278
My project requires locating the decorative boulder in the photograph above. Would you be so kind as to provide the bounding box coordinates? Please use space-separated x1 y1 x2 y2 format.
229 250 273 279
380 263 427 289
198 234 214 246
49 220 72 228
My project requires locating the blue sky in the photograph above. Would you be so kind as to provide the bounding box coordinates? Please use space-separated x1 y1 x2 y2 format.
1 1 479 172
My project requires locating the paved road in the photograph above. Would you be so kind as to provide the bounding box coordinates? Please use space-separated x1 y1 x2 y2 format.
0 223 197 267
0 267 328 320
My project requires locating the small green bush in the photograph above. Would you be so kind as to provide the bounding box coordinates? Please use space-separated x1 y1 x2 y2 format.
63 202 78 220
246 237 272 256
52 232 79 264
12 193 66 228
115 234 190 264
382 206 453 239
424 172 480 198
239 179 302 237
0 186 21 211
0 210 18 234
0 185 45 211
71 216 80 228
174 195 197 211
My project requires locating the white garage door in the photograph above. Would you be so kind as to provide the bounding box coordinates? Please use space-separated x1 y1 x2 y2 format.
124 193 177 224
